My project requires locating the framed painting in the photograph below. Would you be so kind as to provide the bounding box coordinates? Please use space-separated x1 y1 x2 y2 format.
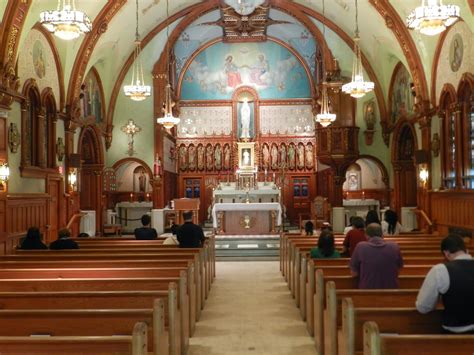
237 142 255 170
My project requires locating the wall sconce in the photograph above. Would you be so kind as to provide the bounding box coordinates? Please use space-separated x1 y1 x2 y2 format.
0 162 10 191
419 165 429 186
121 119 141 157
69 168 78 192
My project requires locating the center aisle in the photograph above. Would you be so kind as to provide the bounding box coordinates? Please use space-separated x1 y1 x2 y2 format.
189 261 317 355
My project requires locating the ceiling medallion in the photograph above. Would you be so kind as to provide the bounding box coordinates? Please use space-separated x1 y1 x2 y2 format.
40 0 92 40
407 0 460 36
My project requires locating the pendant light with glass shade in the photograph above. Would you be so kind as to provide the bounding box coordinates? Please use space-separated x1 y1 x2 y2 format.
157 0 180 130
315 0 336 128
40 0 92 41
407 0 460 36
342 0 374 99
123 0 151 101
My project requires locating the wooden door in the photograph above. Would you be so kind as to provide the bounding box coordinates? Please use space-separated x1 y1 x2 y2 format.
47 180 60 243
290 176 311 223
183 178 205 223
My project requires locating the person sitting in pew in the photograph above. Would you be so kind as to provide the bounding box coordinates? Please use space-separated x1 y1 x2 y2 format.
416 234 474 334
343 216 356 235
382 209 406 235
134 214 158 240
350 223 403 289
304 221 314 236
163 223 179 245
342 216 367 257
49 229 79 250
365 210 381 227
177 211 205 248
19 227 47 250
310 230 341 259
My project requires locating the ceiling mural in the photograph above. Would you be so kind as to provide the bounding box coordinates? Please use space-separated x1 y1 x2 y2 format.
389 63 414 123
180 40 311 100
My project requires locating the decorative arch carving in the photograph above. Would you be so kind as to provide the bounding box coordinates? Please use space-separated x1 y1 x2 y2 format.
78 125 104 165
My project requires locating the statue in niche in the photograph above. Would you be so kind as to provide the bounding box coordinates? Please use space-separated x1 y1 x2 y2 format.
240 100 251 139
305 144 314 169
271 144 278 169
215 145 222 170
280 144 287 167
179 146 187 171
188 145 196 170
364 100 377 130
297 144 305 169
288 144 296 169
223 144 231 170
206 145 214 170
138 170 147 192
262 144 270 168
197 145 205 170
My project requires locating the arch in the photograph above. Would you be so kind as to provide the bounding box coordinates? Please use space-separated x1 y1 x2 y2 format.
457 72 474 100
391 120 418 162
41 87 58 169
78 125 104 166
388 62 415 125
81 66 106 123
439 83 457 108
356 154 390 188
112 157 153 180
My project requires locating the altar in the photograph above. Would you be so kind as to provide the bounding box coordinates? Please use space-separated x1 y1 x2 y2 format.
343 199 380 223
116 201 153 233
213 181 280 204
212 202 282 235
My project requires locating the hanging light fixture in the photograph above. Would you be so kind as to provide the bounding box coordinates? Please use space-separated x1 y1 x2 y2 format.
407 0 460 36
342 0 374 98
157 0 180 129
315 0 336 128
40 0 92 41
123 0 151 101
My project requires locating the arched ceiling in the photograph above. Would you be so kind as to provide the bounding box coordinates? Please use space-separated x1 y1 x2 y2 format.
3 0 473 109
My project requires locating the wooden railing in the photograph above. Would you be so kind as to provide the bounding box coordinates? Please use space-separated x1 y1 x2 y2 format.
66 212 85 230
412 208 433 233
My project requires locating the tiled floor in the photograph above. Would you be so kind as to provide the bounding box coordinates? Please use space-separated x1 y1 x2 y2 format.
188 262 317 355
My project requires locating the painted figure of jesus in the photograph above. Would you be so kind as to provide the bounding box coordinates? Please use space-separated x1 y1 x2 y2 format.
240 100 251 139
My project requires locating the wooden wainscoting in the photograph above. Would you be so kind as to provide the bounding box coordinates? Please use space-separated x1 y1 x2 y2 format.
430 190 474 235
0 194 50 254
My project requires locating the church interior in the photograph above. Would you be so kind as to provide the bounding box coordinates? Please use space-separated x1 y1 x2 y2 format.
0 0 473 354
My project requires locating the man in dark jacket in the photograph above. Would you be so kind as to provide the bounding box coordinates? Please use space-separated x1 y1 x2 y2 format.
49 229 79 250
177 211 205 248
134 214 158 240
416 234 474 333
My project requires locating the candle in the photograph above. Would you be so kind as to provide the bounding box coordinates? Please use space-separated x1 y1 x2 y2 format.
362 191 365 199
130 193 133 201
146 193 150 201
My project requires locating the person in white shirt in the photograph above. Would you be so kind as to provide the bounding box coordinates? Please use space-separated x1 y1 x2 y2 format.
416 234 474 333
381 209 406 235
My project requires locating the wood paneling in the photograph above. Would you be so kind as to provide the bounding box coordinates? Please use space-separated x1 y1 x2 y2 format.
430 190 474 235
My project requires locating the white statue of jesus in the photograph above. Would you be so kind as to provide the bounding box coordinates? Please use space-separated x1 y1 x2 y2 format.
240 100 251 139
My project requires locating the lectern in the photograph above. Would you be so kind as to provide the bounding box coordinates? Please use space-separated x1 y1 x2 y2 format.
173 198 200 225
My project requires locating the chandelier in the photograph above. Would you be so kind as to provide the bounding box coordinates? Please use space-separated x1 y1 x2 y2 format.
315 0 336 128
407 0 460 36
40 0 92 41
156 0 180 129
123 0 151 101
342 0 374 98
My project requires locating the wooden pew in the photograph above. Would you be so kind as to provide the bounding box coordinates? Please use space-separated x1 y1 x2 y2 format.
0 277 188 355
363 321 474 355
0 321 148 355
0 299 172 355
342 298 442 355
312 270 426 355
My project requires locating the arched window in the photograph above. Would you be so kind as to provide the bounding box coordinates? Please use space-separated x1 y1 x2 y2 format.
439 86 457 189
23 85 42 168
43 93 57 169
458 75 474 188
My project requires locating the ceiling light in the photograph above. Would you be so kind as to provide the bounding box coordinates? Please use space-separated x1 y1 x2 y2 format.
407 0 460 36
40 0 92 41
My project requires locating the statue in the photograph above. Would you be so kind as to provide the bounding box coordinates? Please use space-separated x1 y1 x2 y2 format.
305 144 313 169
280 144 287 167
138 170 147 192
197 145 205 170
262 144 270 168
223 144 231 170
240 100 251 139
364 100 376 130
297 144 305 169
206 145 214 170
271 144 278 169
179 146 187 171
215 145 222 170
288 144 296 169
188 145 196 170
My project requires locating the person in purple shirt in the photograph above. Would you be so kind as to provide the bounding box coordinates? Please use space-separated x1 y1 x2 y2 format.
350 223 404 289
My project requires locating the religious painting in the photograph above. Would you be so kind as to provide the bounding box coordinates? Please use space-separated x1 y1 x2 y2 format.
133 166 150 194
223 144 232 171
237 99 255 140
181 40 311 100
214 144 222 170
238 142 255 170
188 144 196 171
197 144 205 171
389 63 414 123
32 40 46 78
305 143 314 170
179 145 187 171
346 171 360 191
271 144 279 170
206 144 214 170
279 143 287 168
288 143 296 170
262 144 270 168
80 68 105 123
363 99 377 130
449 33 463 73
